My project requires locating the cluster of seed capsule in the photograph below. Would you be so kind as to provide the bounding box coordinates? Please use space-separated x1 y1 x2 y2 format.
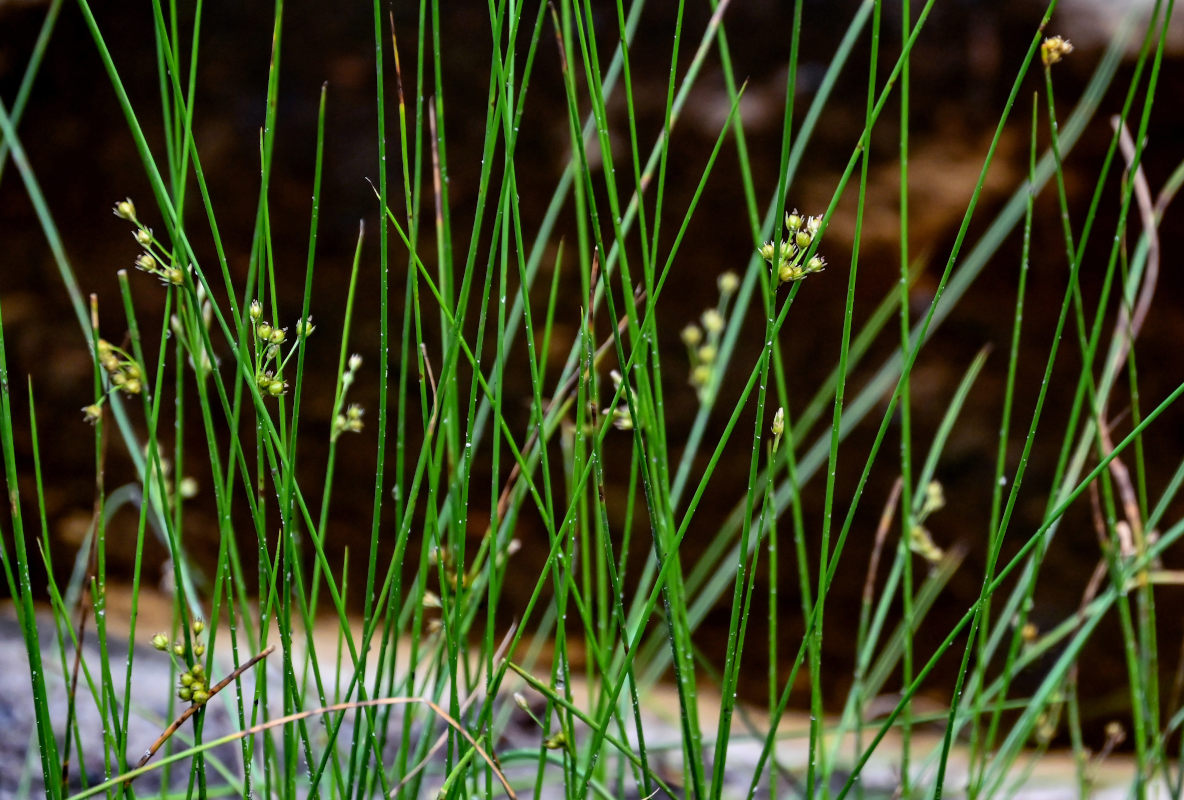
249 299 314 398
96 338 144 396
681 271 739 404
330 354 365 441
909 480 946 564
82 338 147 423
152 618 211 706
113 198 187 286
759 210 826 284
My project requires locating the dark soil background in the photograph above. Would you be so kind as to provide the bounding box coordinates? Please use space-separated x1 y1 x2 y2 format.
2 0 1183 746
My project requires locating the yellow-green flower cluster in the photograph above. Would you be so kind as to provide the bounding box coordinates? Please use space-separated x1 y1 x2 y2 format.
1041 35 1073 67
771 407 785 454
909 480 946 564
113 198 186 287
83 339 147 420
96 338 144 395
152 617 212 706
759 211 826 285
682 271 740 404
330 353 365 441
603 369 635 431
248 299 314 399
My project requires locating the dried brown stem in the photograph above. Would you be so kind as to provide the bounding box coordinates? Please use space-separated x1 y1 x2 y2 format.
126 645 276 785
119 671 516 799
861 476 903 609
389 12 406 125
421 342 439 435
390 623 517 795
1090 118 1163 561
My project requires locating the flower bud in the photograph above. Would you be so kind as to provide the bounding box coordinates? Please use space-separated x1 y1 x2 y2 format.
151 632 169 651
1041 35 1073 67
701 309 724 333
256 322 273 341
249 300 263 322
922 480 945 516
1021 622 1038 644
609 407 633 431
113 198 137 221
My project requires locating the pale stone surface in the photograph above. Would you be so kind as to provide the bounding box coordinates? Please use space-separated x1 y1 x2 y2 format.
0 603 1163 799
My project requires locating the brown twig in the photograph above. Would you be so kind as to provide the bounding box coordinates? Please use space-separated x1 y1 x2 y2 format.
861 476 903 609
125 644 276 785
1091 119 1160 560
421 342 440 435
390 622 517 795
118 679 515 798
429 100 444 237
389 12 406 141
547 3 566 76
1108 116 1160 383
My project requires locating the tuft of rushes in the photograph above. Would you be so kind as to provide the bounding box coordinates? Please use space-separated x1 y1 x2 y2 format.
0 2 1180 799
